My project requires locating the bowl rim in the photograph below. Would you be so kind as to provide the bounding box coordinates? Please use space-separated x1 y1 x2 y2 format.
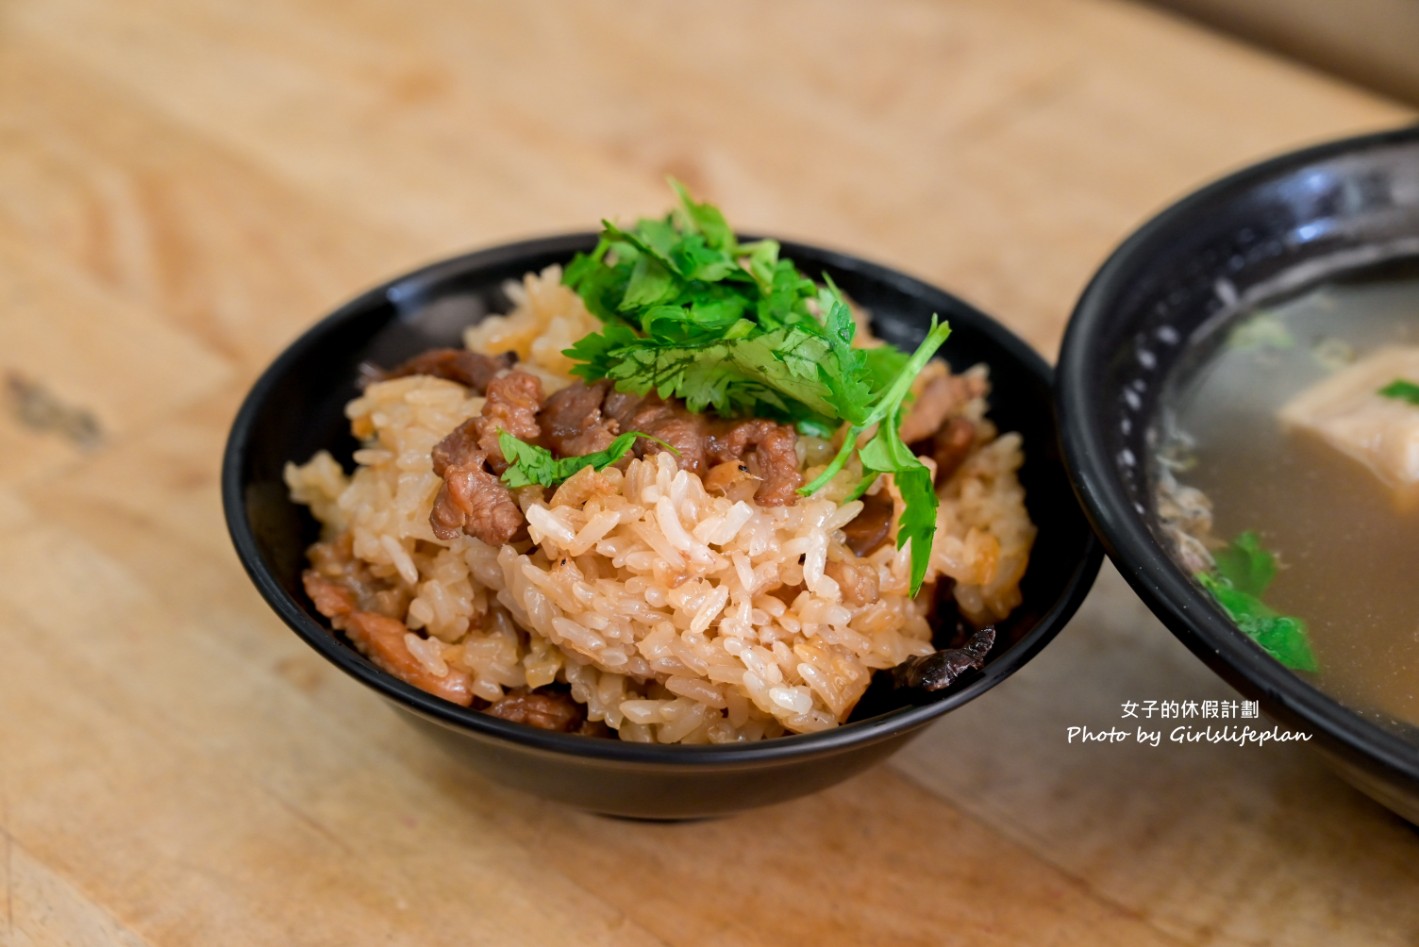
1058 124 1419 783
223 232 1102 766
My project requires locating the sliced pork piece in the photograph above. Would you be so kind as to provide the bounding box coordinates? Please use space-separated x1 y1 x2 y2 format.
540 379 620 457
341 611 474 707
429 449 526 545
303 533 409 617
603 390 710 473
484 688 586 732
366 348 514 393
929 416 978 484
427 370 543 545
300 538 473 707
898 364 987 445
707 418 802 506
473 370 544 472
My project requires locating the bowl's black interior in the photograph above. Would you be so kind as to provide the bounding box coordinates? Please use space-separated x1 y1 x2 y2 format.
224 234 1102 817
1059 125 1419 821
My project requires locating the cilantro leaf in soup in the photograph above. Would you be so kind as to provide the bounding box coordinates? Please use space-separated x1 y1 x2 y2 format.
1226 311 1294 352
1210 530 1276 597
1197 533 1318 673
1378 379 1419 405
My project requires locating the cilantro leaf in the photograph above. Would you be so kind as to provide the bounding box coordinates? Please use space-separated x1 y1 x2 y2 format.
1197 533 1318 673
802 317 953 592
670 178 734 250
572 324 841 425
1378 379 1419 405
740 239 782 296
499 430 675 489
563 235 635 326
1211 530 1275 597
561 181 958 595
620 253 676 310
817 285 874 424
861 344 910 392
859 405 938 592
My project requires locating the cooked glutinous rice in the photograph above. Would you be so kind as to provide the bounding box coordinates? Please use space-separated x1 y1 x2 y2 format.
286 266 1035 743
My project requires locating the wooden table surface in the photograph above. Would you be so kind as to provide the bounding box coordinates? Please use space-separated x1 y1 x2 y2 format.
2 0 1416 944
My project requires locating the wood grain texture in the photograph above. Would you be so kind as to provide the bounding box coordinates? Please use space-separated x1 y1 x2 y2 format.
0 0 1415 944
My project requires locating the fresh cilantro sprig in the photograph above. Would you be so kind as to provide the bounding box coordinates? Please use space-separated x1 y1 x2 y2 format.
499 430 674 489
801 310 953 593
1196 531 1318 672
561 183 951 594
1378 379 1419 405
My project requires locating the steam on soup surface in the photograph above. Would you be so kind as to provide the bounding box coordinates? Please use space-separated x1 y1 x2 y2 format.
1156 259 1419 729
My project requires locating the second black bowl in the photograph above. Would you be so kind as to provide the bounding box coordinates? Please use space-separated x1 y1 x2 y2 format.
1058 126 1419 823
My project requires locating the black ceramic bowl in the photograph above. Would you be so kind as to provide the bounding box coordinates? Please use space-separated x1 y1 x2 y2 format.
1059 126 1419 823
224 234 1101 819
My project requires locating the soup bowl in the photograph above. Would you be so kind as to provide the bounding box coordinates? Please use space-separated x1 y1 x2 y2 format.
223 233 1102 819
1058 126 1419 823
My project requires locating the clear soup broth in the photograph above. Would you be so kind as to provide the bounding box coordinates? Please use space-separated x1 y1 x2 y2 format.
1157 258 1419 729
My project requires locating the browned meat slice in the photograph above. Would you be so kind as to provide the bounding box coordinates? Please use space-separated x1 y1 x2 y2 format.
483 688 586 732
930 417 977 484
341 611 474 707
842 489 895 556
898 369 986 445
707 419 802 506
604 390 709 473
303 533 409 617
604 389 800 503
540 379 619 457
473 370 544 472
299 540 473 707
411 349 806 541
895 365 984 487
304 570 357 617
426 371 542 544
366 348 514 393
429 451 525 545
431 417 480 476
642 412 709 473
431 370 544 476
426 372 542 544
601 388 642 424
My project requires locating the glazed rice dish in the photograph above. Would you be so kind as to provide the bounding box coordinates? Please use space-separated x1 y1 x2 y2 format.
287 190 1034 743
